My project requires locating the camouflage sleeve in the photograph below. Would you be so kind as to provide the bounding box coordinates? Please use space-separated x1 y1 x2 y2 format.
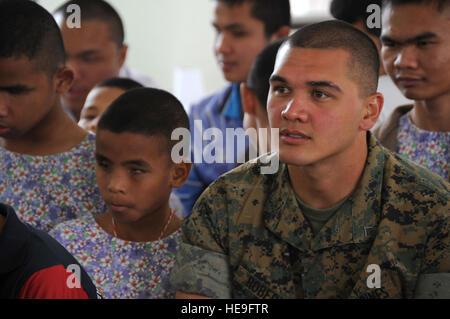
170 243 231 298
170 177 233 298
420 206 449 274
414 203 450 298
413 273 450 299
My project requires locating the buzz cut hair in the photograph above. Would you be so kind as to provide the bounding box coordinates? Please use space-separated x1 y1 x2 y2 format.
286 20 380 98
54 0 125 47
97 88 190 156
0 0 66 76
247 38 286 112
95 77 144 91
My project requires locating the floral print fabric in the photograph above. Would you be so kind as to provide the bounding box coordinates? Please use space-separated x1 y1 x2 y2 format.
50 214 181 299
397 113 449 180
0 133 106 232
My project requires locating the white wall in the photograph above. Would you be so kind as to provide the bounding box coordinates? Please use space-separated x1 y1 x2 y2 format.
39 0 227 108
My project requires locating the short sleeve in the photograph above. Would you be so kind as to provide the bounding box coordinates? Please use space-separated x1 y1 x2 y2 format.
171 177 233 298
170 243 231 298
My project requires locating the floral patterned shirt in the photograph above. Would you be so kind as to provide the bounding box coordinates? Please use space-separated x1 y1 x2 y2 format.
397 113 449 180
0 133 106 232
50 214 181 299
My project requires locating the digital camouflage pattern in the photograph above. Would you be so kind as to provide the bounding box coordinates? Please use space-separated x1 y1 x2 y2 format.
170 134 450 298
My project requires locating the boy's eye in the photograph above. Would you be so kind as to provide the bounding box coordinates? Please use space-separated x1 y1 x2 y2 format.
130 168 146 175
5 86 31 96
231 30 247 38
96 160 109 169
82 115 96 121
416 40 433 48
312 90 330 99
273 85 290 95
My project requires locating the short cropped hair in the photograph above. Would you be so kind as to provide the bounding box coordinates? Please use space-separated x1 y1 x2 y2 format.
382 0 450 11
217 0 291 37
330 0 382 37
286 20 380 98
97 88 190 155
247 39 286 112
54 0 124 47
0 0 66 76
96 77 144 91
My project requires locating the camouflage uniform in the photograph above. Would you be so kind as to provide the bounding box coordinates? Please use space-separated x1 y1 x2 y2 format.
170 134 450 298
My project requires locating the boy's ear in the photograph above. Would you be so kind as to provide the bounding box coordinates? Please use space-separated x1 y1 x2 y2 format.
270 25 290 41
240 83 257 116
360 92 384 131
118 44 128 69
169 161 192 188
54 66 74 94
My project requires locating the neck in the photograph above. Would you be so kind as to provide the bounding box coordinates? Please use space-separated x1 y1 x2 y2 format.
4 100 87 155
288 134 368 209
104 203 178 242
411 95 450 131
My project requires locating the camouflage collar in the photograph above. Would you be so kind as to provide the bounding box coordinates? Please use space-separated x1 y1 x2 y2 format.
263 133 384 251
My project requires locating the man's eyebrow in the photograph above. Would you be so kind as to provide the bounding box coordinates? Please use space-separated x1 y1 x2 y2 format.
269 75 288 83
0 84 33 92
123 159 151 169
381 32 438 44
76 50 100 58
307 81 342 93
212 22 246 31
84 105 99 111
95 153 110 162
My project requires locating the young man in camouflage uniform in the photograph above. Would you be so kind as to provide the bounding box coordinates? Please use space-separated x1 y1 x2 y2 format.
170 21 450 299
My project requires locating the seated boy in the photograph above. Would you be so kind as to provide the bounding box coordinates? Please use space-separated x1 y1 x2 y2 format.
50 88 191 299
0 0 105 232
0 203 99 299
78 77 143 133
241 38 286 153
78 77 185 218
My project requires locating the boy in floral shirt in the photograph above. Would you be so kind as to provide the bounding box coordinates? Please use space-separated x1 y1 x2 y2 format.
0 1 105 232
50 88 191 298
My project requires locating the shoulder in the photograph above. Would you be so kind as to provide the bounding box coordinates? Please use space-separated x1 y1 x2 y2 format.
17 264 94 299
19 223 98 298
49 216 96 244
373 104 413 150
190 85 233 115
382 148 450 218
204 152 278 197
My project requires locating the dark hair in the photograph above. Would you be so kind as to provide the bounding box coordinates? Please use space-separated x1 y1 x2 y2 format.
247 39 286 111
54 0 124 47
0 0 66 76
97 88 189 155
217 0 291 37
382 0 450 11
96 77 144 91
286 20 380 97
330 0 382 37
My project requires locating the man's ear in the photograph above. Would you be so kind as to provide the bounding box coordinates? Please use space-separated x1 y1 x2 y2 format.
360 92 384 131
169 161 192 188
118 44 128 69
240 83 257 116
54 66 74 94
270 25 290 41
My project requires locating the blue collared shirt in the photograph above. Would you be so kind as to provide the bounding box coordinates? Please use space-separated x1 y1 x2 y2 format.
174 83 248 215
